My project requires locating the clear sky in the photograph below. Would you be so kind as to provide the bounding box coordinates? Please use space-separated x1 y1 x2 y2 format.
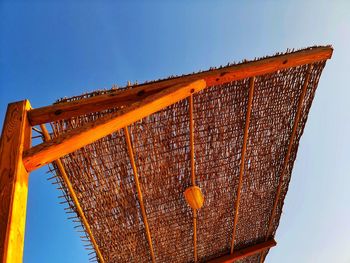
1 1 349 262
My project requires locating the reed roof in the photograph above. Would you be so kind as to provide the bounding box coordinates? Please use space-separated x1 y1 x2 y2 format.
46 46 332 263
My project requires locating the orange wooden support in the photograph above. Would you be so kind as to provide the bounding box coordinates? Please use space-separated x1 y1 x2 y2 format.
23 79 207 171
0 100 32 263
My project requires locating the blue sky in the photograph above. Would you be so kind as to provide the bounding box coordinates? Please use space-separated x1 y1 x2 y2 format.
1 1 349 262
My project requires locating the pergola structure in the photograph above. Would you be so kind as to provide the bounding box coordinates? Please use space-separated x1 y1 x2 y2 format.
0 46 332 263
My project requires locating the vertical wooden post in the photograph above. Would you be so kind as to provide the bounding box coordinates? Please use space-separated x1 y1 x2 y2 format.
188 95 198 262
0 100 32 263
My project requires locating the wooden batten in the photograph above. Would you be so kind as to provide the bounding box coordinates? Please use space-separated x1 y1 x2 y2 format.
23 79 207 171
258 65 313 263
0 100 32 263
27 46 332 126
124 126 156 263
230 77 255 254
188 94 198 262
39 124 106 263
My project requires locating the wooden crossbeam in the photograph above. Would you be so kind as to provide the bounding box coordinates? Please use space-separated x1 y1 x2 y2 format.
27 46 332 126
23 79 207 171
39 124 105 263
124 126 156 263
208 239 276 263
259 65 313 263
0 100 31 263
230 77 255 254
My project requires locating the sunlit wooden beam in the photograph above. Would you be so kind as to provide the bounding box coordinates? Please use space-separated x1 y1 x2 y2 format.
23 79 206 171
28 46 332 125
0 100 31 263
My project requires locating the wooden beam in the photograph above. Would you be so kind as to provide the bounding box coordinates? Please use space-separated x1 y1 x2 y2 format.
39 124 105 263
124 126 156 263
28 46 333 125
0 100 31 263
207 239 276 263
259 65 313 263
28 86 163 126
230 77 255 254
23 79 206 172
189 95 198 262
189 95 196 187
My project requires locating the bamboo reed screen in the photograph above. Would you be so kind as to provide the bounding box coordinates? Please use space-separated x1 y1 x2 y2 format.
46 48 328 263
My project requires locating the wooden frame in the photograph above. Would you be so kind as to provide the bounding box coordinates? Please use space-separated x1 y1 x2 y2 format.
0 46 333 263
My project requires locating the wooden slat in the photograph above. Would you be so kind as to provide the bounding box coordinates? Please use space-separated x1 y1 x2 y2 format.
0 100 31 263
189 95 198 262
189 95 196 187
23 79 207 171
124 126 156 263
230 77 255 254
207 239 276 263
259 65 313 263
28 46 333 125
39 124 105 263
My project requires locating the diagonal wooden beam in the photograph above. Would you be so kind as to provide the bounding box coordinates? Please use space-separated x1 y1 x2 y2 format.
40 124 106 263
124 126 156 263
0 100 31 263
27 46 332 125
259 65 313 263
208 239 276 263
22 79 207 172
230 77 255 254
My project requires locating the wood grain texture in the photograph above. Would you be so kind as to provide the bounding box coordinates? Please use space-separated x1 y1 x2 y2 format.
208 239 276 263
28 46 333 125
23 79 206 171
0 100 31 263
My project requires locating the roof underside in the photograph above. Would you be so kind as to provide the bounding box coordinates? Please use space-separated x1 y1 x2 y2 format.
47 47 329 262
